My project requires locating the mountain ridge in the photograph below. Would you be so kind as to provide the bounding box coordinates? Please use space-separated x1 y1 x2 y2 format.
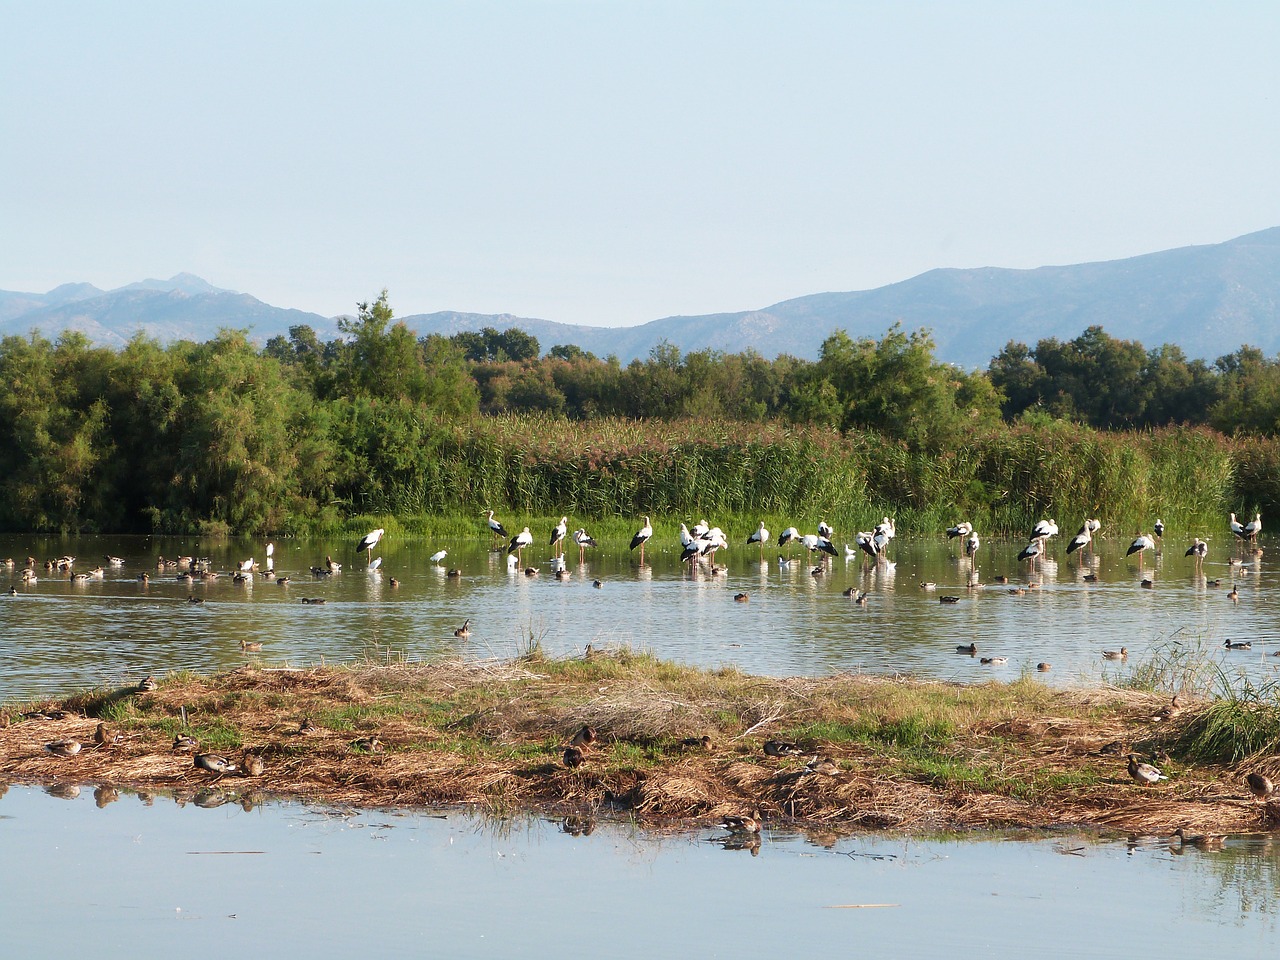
4 227 1280 365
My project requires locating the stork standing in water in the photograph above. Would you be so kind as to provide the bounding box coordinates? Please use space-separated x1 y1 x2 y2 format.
573 528 597 563
357 528 385 565
1031 518 1058 553
507 527 533 565
549 516 568 557
818 520 834 541
1127 533 1156 570
1065 521 1092 561
484 509 508 549
265 541 274 572
746 521 771 561
1185 538 1208 570
1153 518 1165 544
946 521 972 556
1231 512 1247 542
964 529 980 561
777 526 800 559
1245 512 1263 546
630 516 653 565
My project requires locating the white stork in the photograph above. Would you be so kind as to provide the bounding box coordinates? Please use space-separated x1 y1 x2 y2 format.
1066 523 1091 558
946 521 973 540
1153 518 1165 541
1016 540 1042 563
357 528 385 564
1231 513 1247 541
630 516 653 564
691 519 710 540
700 526 728 564
508 527 533 564
429 549 448 565
549 516 568 557
964 530 980 559
265 541 274 571
484 510 508 548
573 528 598 562
1245 512 1263 545
1031 518 1058 548
1185 538 1207 569
1127 533 1156 569
746 521 770 560
818 520 834 540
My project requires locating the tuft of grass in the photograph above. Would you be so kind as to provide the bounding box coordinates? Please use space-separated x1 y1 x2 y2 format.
1171 673 1280 764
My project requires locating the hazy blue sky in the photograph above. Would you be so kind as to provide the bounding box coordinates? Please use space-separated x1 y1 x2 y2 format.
3 1 1278 326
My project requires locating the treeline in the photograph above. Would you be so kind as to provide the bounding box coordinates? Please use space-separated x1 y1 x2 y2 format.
0 290 1277 535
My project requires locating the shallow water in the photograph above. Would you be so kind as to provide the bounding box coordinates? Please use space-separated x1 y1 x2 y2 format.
1 532 1274 700
1 783 1277 958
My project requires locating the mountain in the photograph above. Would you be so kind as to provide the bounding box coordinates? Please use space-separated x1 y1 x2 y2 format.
400 227 1280 367
0 275 334 347
4 228 1280 364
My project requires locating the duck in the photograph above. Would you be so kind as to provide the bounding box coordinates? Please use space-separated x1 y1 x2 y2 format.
563 745 586 768
301 597 327 605
137 675 158 692
453 618 471 638
939 595 961 604
325 555 342 573
173 734 199 752
956 643 977 655
242 753 265 777
352 736 384 752
679 735 713 750
1127 754 1168 785
240 638 263 652
1102 647 1128 661
1225 639 1252 650
592 579 602 589
1245 772 1275 800
1172 827 1224 850
569 724 597 748
720 811 763 834
762 739 804 757
193 753 239 776
1036 662 1051 672
43 739 82 757
1153 695 1182 721
980 656 1008 665
733 593 749 602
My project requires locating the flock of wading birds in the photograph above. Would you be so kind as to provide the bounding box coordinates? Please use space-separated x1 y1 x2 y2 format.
14 511 1280 837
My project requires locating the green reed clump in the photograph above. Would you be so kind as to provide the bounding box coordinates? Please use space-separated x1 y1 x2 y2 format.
1171 672 1280 764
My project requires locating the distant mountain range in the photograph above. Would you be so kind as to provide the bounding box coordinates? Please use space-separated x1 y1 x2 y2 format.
5 228 1280 367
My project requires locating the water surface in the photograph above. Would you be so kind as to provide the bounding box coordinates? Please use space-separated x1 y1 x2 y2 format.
1 783 1276 958
1 533 1273 700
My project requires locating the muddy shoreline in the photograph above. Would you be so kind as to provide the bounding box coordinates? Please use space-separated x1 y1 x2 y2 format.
2 652 1277 837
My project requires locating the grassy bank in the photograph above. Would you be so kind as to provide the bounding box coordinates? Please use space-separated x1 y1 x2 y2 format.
3 649 1277 836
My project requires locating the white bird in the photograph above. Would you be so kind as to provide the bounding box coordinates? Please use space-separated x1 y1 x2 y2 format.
1127 754 1168 786
1066 525 1091 556
875 517 896 540
1086 518 1102 534
572 528 597 561
691 518 710 539
1185 538 1207 566
1231 512 1246 540
1153 518 1165 540
1016 540 1042 563
507 527 533 563
700 526 728 561
746 521 770 559
946 521 973 540
1245 512 1263 544
777 526 799 547
239 557 255 572
549 516 568 555
429 549 448 564
1031 518 1058 546
630 516 653 563
964 530 980 559
265 542 274 571
679 523 696 550
817 520 834 540
358 528 385 562
484 509 508 547
1127 533 1156 569
843 543 858 560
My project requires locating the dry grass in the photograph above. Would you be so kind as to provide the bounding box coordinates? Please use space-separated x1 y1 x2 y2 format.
2 650 1277 836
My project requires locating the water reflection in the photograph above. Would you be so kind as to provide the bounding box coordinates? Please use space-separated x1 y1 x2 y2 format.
0 783 1278 958
1 534 1277 701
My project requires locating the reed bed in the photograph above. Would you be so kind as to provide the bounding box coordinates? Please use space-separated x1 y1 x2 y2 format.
3 651 1276 836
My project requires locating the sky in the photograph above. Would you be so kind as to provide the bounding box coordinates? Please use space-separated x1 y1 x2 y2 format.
3 1 1279 326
